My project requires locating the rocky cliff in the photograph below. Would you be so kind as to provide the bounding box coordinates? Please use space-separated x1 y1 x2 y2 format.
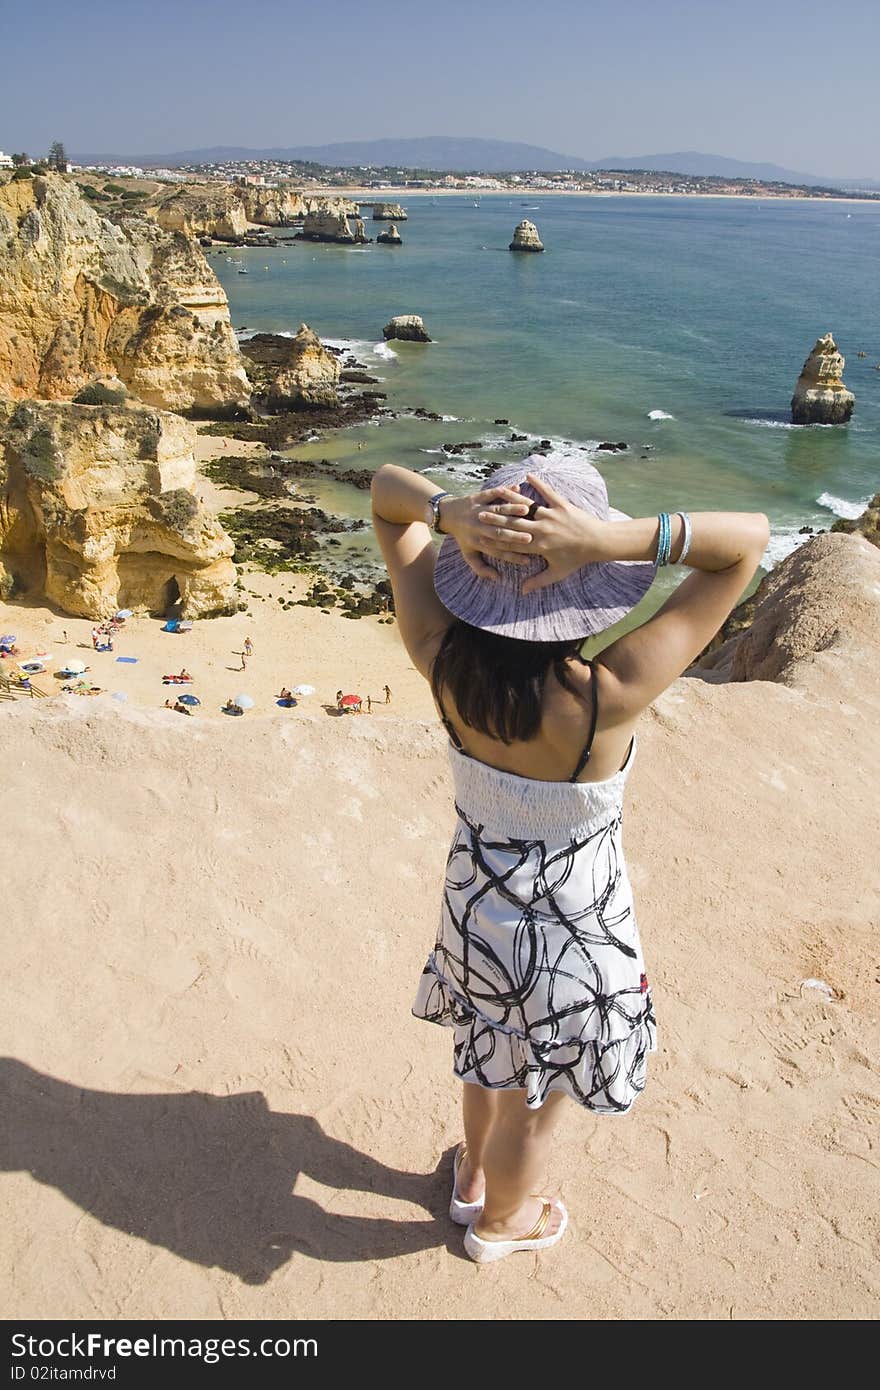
0 398 237 618
298 202 369 244
791 333 854 425
509 219 544 252
266 324 341 411
377 224 402 246
152 184 358 238
382 315 431 342
831 489 880 547
372 203 408 221
0 173 250 415
695 531 878 687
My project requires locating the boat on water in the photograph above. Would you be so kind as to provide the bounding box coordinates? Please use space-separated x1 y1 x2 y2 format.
521 204 540 209
238 268 249 274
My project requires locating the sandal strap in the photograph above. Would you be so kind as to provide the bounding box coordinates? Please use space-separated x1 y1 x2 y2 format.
522 1200 552 1241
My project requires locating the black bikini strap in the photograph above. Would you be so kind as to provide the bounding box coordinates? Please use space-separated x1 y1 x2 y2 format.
569 657 599 782
436 687 465 752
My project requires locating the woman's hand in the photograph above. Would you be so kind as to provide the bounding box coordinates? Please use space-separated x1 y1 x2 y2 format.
440 484 534 580
477 473 610 595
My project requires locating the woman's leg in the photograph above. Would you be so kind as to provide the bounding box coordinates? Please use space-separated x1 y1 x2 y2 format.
476 1088 568 1239
456 1081 497 1203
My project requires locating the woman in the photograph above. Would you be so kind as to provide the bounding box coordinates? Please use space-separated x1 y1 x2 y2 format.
371 453 769 1263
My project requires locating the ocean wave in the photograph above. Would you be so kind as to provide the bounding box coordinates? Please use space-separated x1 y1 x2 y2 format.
372 342 398 360
816 491 867 519
762 528 813 569
740 417 799 431
647 409 675 421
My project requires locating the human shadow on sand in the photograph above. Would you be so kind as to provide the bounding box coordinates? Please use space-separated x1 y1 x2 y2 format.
1 1059 447 1285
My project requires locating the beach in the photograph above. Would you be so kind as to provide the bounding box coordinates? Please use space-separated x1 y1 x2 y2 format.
2 539 879 1317
0 427 434 723
2 171 879 1323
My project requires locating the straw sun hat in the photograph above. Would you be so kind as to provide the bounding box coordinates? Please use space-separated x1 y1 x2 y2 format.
433 452 656 641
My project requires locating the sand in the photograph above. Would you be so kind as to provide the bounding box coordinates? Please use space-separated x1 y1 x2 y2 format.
1 531 879 1320
0 432 435 726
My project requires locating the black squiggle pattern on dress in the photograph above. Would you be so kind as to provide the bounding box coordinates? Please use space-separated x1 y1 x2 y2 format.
412 738 656 1113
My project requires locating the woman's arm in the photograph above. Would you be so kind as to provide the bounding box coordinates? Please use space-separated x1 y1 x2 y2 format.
477 472 770 711
370 464 531 675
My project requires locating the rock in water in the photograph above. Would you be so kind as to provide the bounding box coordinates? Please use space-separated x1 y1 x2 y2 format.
382 315 431 343
0 173 250 415
266 324 341 411
0 399 237 617
298 200 367 244
791 333 855 424
509 220 544 253
377 224 402 247
372 203 408 221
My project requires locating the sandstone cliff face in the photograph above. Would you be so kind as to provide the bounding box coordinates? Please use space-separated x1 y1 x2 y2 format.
831 490 880 548
0 173 250 415
153 185 249 240
0 399 237 618
383 315 431 342
372 203 407 221
509 219 544 252
695 532 879 686
377 224 402 246
791 333 854 424
299 201 368 243
266 324 341 411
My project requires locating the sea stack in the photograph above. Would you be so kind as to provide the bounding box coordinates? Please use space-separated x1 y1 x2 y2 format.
373 202 408 221
509 220 544 253
791 333 855 424
377 224 402 247
266 323 341 411
383 315 431 343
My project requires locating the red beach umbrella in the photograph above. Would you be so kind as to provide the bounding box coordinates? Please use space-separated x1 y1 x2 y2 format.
339 694 361 708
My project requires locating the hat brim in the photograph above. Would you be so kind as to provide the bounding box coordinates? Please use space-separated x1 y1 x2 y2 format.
434 526 656 642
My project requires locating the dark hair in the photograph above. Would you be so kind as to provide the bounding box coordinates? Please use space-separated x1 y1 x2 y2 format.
430 619 584 745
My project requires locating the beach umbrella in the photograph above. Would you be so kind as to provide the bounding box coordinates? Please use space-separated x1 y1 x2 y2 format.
20 660 45 673
0 635 16 645
339 694 361 709
60 659 87 675
111 691 128 702
115 609 133 620
178 694 200 706
292 683 315 696
233 693 254 709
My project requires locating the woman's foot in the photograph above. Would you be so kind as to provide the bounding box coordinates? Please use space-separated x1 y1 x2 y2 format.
449 1144 486 1224
474 1195 565 1244
464 1196 568 1263
455 1145 485 1205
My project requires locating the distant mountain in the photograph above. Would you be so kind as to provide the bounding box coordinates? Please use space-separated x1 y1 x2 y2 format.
592 150 827 186
72 137 592 174
70 138 866 187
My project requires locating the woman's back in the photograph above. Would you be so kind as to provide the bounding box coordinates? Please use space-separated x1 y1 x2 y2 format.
431 646 638 787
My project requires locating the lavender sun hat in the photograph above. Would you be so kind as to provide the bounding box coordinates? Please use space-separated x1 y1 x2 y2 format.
433 453 657 641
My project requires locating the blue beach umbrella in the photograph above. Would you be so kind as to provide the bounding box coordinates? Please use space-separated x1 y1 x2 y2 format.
0 634 16 645
178 693 200 706
115 609 133 620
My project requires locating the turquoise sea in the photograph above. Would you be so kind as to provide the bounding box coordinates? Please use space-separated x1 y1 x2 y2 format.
211 194 880 599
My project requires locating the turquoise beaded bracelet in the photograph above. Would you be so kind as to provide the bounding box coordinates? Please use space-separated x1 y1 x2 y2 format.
655 512 672 566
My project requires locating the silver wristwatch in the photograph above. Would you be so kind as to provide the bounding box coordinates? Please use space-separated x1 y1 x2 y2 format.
426 491 452 533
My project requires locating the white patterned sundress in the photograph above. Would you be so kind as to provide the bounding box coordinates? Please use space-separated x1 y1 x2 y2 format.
412 693 657 1114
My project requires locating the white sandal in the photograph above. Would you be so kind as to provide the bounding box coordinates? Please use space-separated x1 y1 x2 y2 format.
463 1197 568 1263
449 1144 485 1225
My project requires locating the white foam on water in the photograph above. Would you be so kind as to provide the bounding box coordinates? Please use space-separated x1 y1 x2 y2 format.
647 409 675 421
740 417 798 430
762 528 813 570
372 342 398 360
441 414 460 422
816 491 867 520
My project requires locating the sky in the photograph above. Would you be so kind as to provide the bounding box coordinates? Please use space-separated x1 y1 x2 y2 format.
1 0 877 178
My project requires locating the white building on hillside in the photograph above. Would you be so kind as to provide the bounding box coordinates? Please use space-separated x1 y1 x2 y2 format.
0 151 13 169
